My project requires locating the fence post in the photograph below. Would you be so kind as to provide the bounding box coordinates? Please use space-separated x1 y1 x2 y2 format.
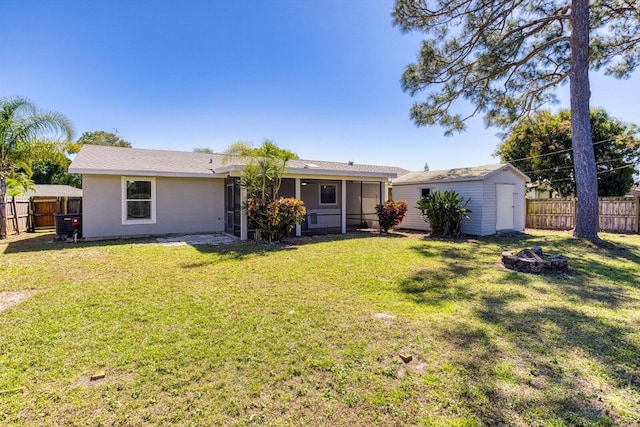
11 196 19 235
636 197 640 233
28 197 34 232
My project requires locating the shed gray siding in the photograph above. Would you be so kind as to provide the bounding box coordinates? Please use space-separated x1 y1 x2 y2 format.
82 174 225 238
482 169 526 234
392 181 484 235
391 184 428 231
393 166 527 236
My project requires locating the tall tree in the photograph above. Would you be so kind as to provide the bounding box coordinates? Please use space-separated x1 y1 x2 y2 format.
193 147 214 154
497 109 639 197
69 130 131 152
19 138 72 185
393 0 640 239
0 96 74 238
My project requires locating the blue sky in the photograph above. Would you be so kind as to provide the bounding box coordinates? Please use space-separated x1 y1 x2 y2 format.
2 0 639 172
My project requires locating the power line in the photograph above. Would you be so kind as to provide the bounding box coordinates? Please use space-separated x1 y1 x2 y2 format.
504 137 617 163
597 164 636 174
524 157 638 175
533 163 637 185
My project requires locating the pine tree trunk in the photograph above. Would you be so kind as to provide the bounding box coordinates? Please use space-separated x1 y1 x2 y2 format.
570 0 599 239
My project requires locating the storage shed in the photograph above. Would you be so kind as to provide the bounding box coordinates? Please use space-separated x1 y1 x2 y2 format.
392 164 529 236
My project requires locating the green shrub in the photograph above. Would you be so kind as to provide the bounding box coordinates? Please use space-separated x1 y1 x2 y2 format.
247 197 306 242
415 190 471 236
375 200 408 233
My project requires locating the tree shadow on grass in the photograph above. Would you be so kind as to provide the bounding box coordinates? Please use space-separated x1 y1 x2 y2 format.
1 232 157 254
478 297 640 392
438 293 640 425
559 280 629 308
398 270 476 306
182 243 299 268
400 234 640 424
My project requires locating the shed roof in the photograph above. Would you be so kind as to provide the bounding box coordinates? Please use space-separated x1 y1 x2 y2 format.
392 163 529 185
25 184 82 198
69 145 409 179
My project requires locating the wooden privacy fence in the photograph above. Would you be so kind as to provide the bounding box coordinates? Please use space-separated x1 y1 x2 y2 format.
6 198 31 235
4 196 82 236
526 197 639 233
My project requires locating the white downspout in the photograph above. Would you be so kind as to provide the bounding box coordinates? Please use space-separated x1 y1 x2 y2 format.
295 178 302 237
341 179 347 234
240 186 248 240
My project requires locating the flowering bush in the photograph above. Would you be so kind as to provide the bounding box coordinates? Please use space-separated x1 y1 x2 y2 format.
375 200 408 233
247 197 306 242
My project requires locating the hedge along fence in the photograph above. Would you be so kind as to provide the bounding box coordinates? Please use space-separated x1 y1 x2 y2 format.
526 197 639 233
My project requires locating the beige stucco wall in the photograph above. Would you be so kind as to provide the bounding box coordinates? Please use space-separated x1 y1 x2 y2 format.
82 174 225 239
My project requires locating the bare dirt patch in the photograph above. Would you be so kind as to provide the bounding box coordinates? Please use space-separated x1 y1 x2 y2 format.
73 369 135 388
0 290 38 313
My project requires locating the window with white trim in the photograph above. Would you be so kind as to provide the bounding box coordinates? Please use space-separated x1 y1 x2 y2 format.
420 188 431 200
122 177 156 224
319 184 337 205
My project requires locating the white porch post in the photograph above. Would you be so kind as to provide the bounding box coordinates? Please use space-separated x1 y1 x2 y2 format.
295 178 302 237
384 180 390 202
240 186 248 240
341 179 347 234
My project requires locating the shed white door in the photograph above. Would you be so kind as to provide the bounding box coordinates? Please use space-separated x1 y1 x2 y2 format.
496 184 515 230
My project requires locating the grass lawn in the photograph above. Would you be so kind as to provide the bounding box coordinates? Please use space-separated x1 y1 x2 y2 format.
1 230 640 426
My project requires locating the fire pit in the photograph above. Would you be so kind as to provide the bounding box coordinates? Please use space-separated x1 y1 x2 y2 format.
502 246 568 274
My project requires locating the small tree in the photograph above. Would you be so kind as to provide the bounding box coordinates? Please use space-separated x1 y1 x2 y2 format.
416 190 471 236
375 200 408 233
224 139 305 242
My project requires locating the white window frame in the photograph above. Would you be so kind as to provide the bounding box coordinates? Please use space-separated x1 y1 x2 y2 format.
420 187 432 200
319 183 338 206
121 176 156 225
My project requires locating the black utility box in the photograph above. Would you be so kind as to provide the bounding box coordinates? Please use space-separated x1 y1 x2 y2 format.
55 213 82 240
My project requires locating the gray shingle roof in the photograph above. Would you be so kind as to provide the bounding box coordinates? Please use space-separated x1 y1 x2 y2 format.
26 184 83 198
69 145 224 177
69 144 409 179
392 163 529 184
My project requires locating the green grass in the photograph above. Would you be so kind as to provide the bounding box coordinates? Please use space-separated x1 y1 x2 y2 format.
1 230 640 426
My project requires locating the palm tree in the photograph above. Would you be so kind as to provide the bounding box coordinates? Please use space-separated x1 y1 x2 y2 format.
223 139 304 241
0 96 74 239
223 139 298 200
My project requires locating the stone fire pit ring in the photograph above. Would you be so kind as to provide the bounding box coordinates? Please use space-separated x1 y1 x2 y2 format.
502 246 568 274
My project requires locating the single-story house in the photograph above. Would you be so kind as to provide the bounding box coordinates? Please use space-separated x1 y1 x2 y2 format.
68 145 408 240
392 164 530 236
526 180 560 199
